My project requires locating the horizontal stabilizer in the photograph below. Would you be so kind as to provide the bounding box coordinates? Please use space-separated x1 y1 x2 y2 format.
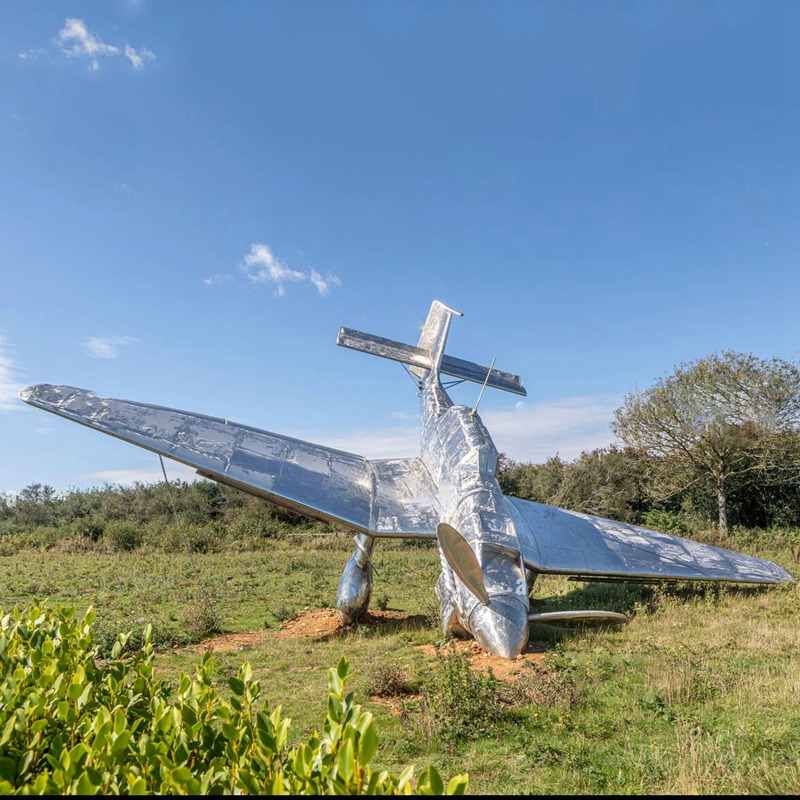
337 328 432 371
440 354 526 396
337 327 526 396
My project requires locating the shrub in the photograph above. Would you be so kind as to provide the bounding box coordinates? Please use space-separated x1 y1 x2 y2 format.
0 603 468 794
365 663 407 697
182 600 222 640
104 520 141 552
419 651 502 745
643 509 695 536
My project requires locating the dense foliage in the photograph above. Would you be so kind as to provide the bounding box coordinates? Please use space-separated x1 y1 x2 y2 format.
0 480 328 554
498 438 800 536
0 603 467 795
612 351 800 535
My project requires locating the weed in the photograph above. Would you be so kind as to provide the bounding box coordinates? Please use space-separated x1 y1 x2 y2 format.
183 601 222 640
375 591 390 611
273 604 297 623
417 651 502 746
365 662 407 697
506 665 581 710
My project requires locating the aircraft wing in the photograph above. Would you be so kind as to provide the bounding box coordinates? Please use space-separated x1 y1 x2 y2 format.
506 496 794 584
19 385 439 538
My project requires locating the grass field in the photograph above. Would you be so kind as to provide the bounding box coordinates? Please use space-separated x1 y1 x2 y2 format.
1 532 798 794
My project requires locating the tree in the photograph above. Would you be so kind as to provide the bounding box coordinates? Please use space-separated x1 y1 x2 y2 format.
612 351 800 537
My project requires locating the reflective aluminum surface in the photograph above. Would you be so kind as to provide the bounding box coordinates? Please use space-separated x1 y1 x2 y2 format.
18 298 796 660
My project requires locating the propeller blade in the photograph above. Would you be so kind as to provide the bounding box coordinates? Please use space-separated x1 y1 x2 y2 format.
437 522 490 606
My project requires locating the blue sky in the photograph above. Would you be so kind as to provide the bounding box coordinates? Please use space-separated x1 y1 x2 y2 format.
2 0 800 494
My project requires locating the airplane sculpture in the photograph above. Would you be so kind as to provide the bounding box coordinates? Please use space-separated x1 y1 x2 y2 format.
20 300 795 658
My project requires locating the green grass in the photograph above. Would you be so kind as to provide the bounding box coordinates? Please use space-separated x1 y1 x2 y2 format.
0 532 798 793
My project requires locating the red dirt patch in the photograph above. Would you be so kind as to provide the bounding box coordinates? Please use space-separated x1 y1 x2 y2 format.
273 607 549 682
416 638 549 681
184 630 270 654
181 609 550 683
370 694 420 717
274 607 419 639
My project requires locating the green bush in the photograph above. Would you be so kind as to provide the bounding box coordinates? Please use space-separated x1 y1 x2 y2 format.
0 603 467 794
104 521 141 552
419 651 501 746
642 509 695 536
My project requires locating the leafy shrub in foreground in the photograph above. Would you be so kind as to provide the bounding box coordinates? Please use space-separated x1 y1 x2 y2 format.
0 604 468 794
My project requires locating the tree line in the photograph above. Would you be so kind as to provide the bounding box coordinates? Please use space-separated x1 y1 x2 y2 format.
3 350 800 547
500 351 800 536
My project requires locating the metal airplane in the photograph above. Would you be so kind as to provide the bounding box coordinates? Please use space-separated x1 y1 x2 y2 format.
19 300 795 658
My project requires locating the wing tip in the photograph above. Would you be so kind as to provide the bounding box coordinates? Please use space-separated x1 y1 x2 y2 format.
18 384 87 407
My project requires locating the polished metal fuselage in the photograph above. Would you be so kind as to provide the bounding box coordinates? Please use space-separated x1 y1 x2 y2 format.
336 373 531 656
419 377 530 658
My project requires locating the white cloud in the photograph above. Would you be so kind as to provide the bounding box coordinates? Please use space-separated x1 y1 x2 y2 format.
203 273 232 286
82 335 137 359
239 243 341 298
86 463 200 486
58 18 120 71
306 425 419 460
309 269 342 295
123 43 155 70
0 336 24 412
55 18 155 72
297 394 619 463
390 410 415 420
241 244 306 297
481 395 620 462
18 48 47 61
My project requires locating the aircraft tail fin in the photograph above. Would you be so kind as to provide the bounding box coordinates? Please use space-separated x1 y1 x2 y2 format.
337 300 527 396
410 300 462 379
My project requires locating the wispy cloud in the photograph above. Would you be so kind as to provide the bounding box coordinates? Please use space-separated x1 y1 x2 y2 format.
306 425 419 460
0 336 24 412
242 244 305 297
238 243 341 297
45 18 156 72
297 394 619 463
86 463 199 486
203 273 232 287
480 395 620 462
123 43 155 70
309 269 341 296
82 335 137 359
17 48 47 62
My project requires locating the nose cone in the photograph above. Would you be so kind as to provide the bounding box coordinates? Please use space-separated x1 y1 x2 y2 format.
470 595 529 659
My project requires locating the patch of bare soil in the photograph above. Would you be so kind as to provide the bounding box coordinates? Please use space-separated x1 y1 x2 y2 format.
183 609 550 684
184 630 271 654
416 638 549 681
274 608 425 640
275 607 551 683
369 694 420 718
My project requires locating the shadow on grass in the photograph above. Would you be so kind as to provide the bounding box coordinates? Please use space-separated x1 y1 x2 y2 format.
529 578 771 644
